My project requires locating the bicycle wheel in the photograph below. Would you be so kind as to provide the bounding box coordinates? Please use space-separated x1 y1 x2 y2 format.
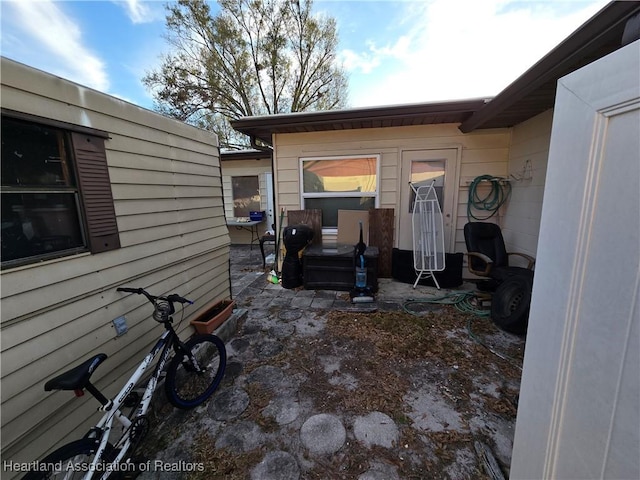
22 438 118 480
164 334 226 409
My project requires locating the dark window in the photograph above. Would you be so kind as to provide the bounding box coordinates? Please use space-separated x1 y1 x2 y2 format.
231 176 260 217
1 115 119 268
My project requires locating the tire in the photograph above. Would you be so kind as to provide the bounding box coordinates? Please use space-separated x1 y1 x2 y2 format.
491 274 532 335
164 334 226 409
22 438 118 480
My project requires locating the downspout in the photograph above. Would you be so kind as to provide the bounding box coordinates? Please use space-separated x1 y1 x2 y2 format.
216 148 233 302
249 135 272 153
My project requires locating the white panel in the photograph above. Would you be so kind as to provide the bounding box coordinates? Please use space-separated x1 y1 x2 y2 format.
553 107 640 479
511 40 640 480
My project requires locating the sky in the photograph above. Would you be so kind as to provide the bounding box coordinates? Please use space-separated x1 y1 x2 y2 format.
0 0 609 112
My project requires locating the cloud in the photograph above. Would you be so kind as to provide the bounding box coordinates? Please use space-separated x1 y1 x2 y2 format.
3 0 109 92
115 0 163 24
340 48 381 74
342 0 609 106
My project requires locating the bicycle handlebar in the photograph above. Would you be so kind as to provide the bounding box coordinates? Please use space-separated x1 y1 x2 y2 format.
117 287 193 306
166 293 193 305
116 287 143 294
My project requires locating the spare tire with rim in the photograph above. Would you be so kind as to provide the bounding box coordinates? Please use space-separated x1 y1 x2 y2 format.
491 274 533 335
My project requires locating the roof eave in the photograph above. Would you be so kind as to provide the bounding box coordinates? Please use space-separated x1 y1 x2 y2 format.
231 98 489 146
220 148 272 161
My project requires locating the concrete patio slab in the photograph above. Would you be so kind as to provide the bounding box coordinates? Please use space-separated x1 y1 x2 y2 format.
137 245 525 479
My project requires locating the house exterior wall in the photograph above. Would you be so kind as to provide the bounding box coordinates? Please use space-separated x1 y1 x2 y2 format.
272 124 511 252
502 109 553 262
221 158 273 243
0 58 230 470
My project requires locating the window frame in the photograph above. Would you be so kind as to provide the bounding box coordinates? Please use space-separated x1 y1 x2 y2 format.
1 109 119 269
299 154 381 231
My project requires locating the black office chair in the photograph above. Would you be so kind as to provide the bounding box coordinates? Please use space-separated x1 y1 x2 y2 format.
464 222 534 286
464 222 535 334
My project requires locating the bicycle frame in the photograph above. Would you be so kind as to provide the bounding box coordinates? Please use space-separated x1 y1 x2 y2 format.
79 325 179 480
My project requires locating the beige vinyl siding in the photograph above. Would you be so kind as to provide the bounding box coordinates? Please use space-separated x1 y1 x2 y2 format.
502 109 553 261
272 125 510 249
221 158 273 244
0 58 230 471
454 146 510 254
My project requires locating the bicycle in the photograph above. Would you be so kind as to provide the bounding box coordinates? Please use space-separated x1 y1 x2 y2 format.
23 287 227 480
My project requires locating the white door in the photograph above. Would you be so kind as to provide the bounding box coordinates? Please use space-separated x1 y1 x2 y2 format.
511 41 640 479
398 149 457 251
265 172 274 232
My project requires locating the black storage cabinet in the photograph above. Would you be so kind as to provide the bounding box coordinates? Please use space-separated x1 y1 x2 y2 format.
391 248 463 288
303 244 379 291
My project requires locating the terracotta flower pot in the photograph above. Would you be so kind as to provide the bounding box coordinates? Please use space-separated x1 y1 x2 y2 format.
190 299 235 335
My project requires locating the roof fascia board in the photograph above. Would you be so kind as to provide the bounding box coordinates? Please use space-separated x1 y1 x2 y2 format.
231 99 488 132
220 149 272 161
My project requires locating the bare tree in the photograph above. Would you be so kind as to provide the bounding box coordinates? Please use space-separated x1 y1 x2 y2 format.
144 0 349 149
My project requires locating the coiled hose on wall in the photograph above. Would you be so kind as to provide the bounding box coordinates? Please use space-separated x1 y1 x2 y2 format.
467 175 512 221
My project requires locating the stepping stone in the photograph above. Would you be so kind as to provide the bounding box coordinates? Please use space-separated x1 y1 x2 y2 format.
247 365 285 389
209 386 249 420
269 323 295 339
262 397 300 425
250 451 299 480
279 309 303 321
215 420 263 452
243 320 264 335
353 412 399 448
358 463 400 480
300 414 346 455
230 338 250 353
256 339 283 358
223 361 243 381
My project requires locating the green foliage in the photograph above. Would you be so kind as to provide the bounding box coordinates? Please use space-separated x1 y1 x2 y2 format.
144 0 349 149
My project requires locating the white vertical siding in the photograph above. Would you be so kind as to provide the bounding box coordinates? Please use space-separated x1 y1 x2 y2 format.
272 125 510 250
502 109 553 261
0 58 230 471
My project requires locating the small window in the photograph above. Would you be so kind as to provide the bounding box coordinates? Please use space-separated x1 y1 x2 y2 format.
231 175 260 217
409 159 445 211
301 156 378 228
1 115 119 268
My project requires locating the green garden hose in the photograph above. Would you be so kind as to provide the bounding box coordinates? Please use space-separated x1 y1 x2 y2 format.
402 293 523 370
467 175 512 221
402 292 490 317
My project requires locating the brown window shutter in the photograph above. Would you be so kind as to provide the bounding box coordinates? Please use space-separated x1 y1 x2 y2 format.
71 132 120 253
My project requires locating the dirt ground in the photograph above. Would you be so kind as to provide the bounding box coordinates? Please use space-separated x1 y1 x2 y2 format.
138 302 524 480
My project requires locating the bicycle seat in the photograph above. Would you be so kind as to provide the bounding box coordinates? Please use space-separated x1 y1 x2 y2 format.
45 354 108 391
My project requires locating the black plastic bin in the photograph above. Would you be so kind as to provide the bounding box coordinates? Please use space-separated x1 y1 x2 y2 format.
281 225 314 289
391 249 463 288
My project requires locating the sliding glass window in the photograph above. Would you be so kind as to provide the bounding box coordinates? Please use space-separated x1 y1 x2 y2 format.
300 155 379 228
